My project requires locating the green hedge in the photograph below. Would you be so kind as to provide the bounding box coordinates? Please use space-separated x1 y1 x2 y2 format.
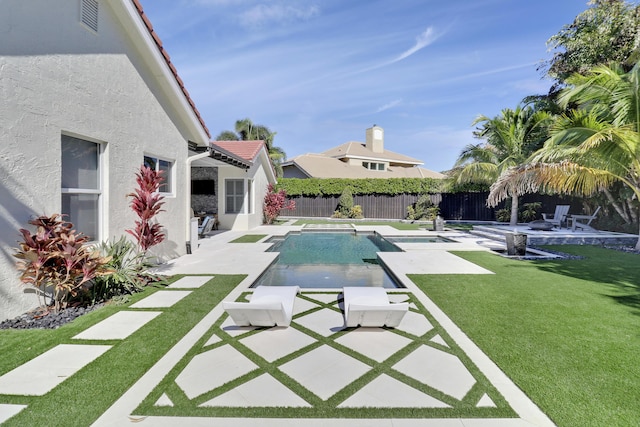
276 178 489 196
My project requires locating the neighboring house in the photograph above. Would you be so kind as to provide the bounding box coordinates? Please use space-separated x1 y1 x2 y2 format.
0 0 275 322
282 125 445 179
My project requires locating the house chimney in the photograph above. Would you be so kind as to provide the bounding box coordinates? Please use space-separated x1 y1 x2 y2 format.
365 125 384 153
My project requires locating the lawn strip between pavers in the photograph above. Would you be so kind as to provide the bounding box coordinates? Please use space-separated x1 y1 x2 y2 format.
0 275 240 427
229 234 268 243
410 246 640 427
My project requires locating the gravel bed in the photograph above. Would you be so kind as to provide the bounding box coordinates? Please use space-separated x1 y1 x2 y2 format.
0 303 105 330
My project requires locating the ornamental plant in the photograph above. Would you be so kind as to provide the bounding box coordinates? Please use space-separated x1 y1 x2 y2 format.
126 165 166 252
14 214 111 311
263 183 295 224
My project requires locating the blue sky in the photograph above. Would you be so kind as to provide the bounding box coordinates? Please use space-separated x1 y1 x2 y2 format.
139 0 590 173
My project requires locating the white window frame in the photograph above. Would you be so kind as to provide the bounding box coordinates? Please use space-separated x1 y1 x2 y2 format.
144 155 175 196
224 178 248 215
61 134 103 241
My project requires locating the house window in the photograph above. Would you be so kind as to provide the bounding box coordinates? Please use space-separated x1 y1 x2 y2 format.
80 0 99 32
362 161 385 171
61 135 102 241
144 155 173 194
225 179 245 214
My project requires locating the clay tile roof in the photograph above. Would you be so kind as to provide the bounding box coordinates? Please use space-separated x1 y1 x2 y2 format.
130 0 210 138
211 140 265 162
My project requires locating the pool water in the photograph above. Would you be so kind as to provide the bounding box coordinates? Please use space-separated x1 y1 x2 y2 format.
252 232 404 289
385 236 457 243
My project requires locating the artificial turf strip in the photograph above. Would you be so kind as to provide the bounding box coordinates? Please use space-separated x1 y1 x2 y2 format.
229 234 268 243
409 246 640 427
0 275 243 427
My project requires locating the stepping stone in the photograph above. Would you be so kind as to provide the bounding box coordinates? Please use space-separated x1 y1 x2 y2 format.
154 393 174 407
0 344 111 395
73 311 161 340
335 328 412 362
130 290 191 308
240 326 316 362
279 345 370 400
175 345 257 399
167 276 213 288
294 308 345 337
430 334 449 348
477 393 497 408
305 293 340 305
0 404 27 423
292 297 320 315
338 374 450 408
395 310 433 337
393 345 476 400
200 374 311 407
204 334 221 347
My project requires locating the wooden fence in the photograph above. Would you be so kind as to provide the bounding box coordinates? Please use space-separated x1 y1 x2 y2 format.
284 192 583 221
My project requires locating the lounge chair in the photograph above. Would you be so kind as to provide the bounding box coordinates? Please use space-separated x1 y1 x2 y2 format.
343 287 409 328
222 286 300 327
198 215 215 237
570 206 601 231
541 205 570 228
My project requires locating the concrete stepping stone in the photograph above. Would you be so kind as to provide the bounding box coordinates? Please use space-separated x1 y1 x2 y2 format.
294 308 345 337
292 297 319 315
395 310 433 337
175 345 257 399
305 293 340 305
477 393 497 408
130 290 191 308
430 334 449 348
73 311 161 340
200 374 311 408
0 344 111 395
335 328 412 362
0 404 28 423
279 345 370 400
338 374 450 408
393 345 476 401
240 326 316 362
168 276 213 289
154 393 174 407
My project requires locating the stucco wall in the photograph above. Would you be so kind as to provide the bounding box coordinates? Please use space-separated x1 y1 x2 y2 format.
216 160 271 231
0 1 194 321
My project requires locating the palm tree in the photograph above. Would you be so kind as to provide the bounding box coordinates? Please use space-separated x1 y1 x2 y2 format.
215 118 286 177
488 62 640 249
453 106 551 225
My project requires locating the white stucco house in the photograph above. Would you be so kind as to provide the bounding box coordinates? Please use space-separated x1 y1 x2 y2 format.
0 0 275 321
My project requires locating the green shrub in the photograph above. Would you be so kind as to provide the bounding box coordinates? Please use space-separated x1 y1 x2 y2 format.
406 194 440 221
336 187 354 216
349 205 364 219
520 202 541 222
90 236 165 303
495 208 510 222
277 177 444 196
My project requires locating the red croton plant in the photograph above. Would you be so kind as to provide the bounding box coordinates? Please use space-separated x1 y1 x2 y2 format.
263 183 295 225
126 165 166 252
14 214 111 311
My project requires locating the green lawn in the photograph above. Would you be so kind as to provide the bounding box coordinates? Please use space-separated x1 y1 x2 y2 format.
229 234 268 243
409 245 640 427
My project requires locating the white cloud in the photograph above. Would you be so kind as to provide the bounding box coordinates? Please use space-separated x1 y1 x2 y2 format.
376 99 402 113
392 27 441 63
239 4 320 27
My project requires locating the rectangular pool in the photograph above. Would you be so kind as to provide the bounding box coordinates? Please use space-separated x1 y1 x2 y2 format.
251 232 404 289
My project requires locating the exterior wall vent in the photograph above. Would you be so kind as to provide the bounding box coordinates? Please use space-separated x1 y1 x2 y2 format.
81 0 99 32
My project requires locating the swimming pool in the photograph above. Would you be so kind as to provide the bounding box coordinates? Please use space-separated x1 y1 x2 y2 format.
251 231 404 289
385 236 457 243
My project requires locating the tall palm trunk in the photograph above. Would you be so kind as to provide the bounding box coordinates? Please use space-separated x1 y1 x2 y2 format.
510 194 519 226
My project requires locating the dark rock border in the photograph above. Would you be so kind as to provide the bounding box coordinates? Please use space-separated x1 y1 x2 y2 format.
0 303 105 330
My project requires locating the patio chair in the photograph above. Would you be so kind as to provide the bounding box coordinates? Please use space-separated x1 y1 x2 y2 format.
343 287 409 328
570 206 601 231
198 215 215 238
541 205 570 228
222 286 300 327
